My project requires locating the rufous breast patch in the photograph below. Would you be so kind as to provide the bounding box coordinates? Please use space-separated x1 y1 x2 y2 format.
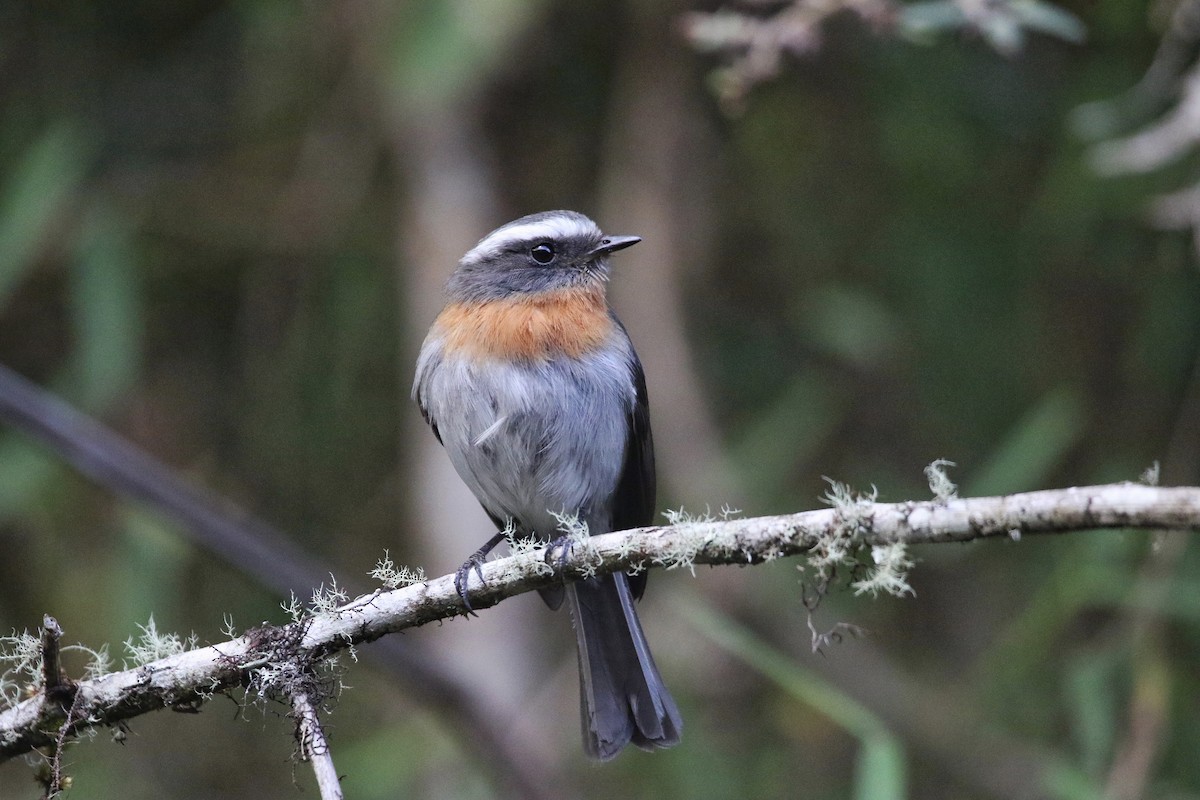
435 286 613 361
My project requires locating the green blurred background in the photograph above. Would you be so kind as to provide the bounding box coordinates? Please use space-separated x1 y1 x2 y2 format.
2 0 1199 798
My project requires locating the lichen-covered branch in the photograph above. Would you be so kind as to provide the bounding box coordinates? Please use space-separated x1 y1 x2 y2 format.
2 481 1198 761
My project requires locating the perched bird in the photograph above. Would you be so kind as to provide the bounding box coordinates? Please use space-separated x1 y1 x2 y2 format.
413 210 681 760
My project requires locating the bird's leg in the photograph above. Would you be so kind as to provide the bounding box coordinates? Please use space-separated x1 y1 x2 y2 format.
454 531 507 614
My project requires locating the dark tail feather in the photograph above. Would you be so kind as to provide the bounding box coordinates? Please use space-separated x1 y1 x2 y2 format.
566 574 682 761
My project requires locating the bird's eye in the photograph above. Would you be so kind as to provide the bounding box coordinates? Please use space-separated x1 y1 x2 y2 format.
530 242 555 264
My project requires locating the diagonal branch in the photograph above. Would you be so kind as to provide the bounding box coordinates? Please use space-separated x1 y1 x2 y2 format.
2 481 1198 761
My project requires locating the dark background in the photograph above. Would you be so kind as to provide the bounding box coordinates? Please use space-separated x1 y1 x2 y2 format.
1 1 1198 798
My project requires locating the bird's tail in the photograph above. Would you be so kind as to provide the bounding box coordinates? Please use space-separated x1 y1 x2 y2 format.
566 574 682 760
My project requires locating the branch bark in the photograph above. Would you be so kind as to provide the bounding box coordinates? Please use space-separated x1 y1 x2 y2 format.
292 692 343 800
2 481 1197 761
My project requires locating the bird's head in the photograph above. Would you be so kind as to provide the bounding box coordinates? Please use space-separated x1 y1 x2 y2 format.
446 210 640 303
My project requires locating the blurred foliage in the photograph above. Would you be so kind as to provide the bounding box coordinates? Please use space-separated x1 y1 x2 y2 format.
1 0 1199 799
675 594 907 800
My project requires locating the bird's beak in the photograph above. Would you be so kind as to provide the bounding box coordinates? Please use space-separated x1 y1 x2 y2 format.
589 235 641 258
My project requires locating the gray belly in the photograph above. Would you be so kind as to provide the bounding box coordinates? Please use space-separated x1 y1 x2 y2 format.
423 351 634 538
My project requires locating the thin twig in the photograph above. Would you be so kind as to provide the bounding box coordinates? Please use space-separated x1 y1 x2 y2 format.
34 615 77 799
40 616 65 696
292 692 343 800
40 687 85 799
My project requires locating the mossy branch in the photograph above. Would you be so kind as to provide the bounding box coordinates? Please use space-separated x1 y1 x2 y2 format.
2 481 1199 761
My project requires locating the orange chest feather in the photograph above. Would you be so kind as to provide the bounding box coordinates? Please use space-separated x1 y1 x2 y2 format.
435 288 614 361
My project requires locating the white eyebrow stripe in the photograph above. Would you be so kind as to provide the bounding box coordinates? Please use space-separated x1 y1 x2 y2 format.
465 215 598 261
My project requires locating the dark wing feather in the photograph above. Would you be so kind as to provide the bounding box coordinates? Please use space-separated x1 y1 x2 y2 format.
610 350 656 601
418 403 443 446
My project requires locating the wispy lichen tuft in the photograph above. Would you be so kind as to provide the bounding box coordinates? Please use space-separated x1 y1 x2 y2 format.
309 576 348 616
662 507 714 525
924 459 958 501
662 504 740 526
549 510 591 540
0 630 42 708
851 543 915 597
811 478 877 578
370 551 427 590
282 593 305 624
1141 461 1160 486
65 643 112 682
123 617 196 668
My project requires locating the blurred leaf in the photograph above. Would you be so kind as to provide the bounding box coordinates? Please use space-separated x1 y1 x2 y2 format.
855 733 907 800
1012 0 1086 43
898 0 1084 53
966 386 1087 495
0 201 141 519
390 0 544 110
0 124 88 309
729 372 847 509
115 509 194 627
974 530 1136 697
67 205 143 407
897 1 967 42
1043 764 1109 800
673 593 907 799
0 439 59 516
1064 653 1118 776
337 712 492 800
981 12 1024 55
795 284 905 370
1125 576 1200 621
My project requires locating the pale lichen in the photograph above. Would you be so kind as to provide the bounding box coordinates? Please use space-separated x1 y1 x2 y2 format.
851 543 916 597
123 617 197 669
0 630 42 708
924 458 958 501
309 576 348 616
370 551 427 590
809 478 877 578
64 643 112 682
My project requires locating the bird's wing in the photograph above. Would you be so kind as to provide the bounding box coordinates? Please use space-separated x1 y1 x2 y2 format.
610 350 656 601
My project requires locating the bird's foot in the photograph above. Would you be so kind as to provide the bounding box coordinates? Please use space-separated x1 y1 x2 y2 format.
453 557 487 616
454 532 507 615
543 534 581 578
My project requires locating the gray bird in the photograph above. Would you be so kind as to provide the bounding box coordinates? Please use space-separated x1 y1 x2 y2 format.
413 210 681 760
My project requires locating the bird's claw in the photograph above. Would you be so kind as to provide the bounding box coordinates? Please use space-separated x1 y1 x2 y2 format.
453 554 489 615
453 530 511 614
543 535 577 577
